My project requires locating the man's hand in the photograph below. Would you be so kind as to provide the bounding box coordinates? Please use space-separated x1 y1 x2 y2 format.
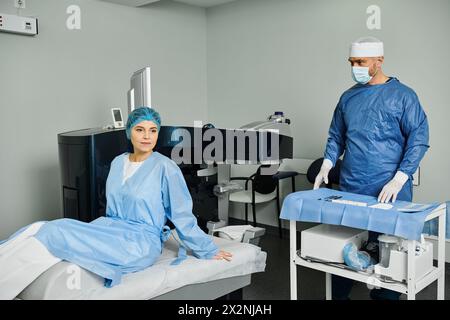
313 159 333 190
378 171 409 203
213 250 233 262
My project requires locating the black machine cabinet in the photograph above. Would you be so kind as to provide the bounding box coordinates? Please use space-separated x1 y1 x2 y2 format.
58 126 293 230
58 128 129 222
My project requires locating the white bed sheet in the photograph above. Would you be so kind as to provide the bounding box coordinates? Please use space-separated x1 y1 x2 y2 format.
17 234 266 300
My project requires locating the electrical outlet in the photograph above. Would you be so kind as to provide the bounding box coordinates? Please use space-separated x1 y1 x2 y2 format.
14 0 26 9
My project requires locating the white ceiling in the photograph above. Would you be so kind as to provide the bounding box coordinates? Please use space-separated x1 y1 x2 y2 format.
173 0 238 7
100 0 238 8
100 0 160 6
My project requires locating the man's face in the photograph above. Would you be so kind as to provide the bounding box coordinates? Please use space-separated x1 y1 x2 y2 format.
348 57 383 77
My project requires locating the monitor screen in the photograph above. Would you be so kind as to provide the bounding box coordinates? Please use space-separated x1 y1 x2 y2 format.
113 109 122 121
128 67 151 114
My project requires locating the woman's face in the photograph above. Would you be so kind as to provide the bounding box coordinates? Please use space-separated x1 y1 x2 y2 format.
130 120 159 154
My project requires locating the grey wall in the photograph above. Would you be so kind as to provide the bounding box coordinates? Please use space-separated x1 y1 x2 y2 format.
1 0 449 238
0 0 207 239
206 0 450 226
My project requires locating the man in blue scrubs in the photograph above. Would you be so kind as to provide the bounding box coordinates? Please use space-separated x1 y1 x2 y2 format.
314 37 430 300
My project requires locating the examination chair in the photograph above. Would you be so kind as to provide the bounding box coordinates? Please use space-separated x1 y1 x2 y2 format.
229 164 298 238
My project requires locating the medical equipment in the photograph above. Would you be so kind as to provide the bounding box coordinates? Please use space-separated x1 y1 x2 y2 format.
209 111 293 235
240 111 291 137
212 225 265 245
374 234 433 283
343 243 373 271
300 224 368 263
0 13 38 36
127 67 151 114
284 191 446 300
111 108 124 128
318 195 341 201
268 111 289 124
369 203 393 210
213 181 243 195
378 235 400 268
330 199 367 207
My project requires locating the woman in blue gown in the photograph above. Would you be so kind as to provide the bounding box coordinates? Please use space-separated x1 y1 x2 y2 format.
33 107 232 287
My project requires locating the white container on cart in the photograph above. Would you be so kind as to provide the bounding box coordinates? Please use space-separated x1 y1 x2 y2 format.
374 235 434 283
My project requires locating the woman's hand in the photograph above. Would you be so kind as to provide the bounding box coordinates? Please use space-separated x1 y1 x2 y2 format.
213 250 233 262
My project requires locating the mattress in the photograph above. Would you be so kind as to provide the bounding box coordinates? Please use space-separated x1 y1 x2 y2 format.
17 234 266 300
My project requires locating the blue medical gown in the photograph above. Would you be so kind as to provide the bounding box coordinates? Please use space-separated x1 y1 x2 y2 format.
35 152 218 287
324 78 429 201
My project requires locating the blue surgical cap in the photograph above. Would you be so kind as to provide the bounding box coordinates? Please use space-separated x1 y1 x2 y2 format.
126 107 161 140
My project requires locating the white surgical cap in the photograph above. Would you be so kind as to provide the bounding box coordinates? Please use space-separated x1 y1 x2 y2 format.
349 36 384 57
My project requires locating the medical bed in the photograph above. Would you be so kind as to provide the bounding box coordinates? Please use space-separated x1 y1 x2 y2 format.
16 234 266 300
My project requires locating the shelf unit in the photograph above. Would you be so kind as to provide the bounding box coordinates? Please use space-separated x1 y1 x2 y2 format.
289 203 447 300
